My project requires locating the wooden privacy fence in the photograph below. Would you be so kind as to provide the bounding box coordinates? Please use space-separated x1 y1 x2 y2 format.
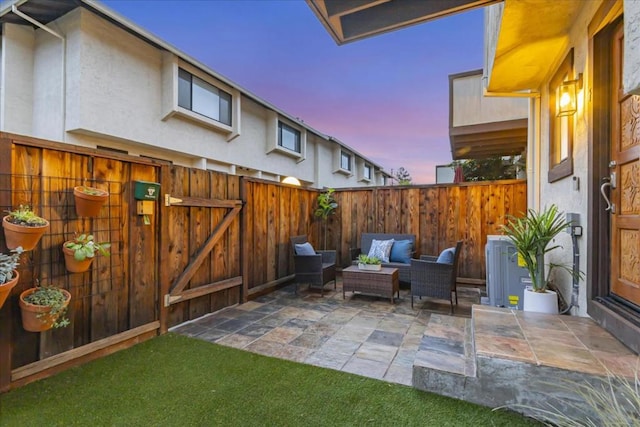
330 182 527 279
0 132 526 393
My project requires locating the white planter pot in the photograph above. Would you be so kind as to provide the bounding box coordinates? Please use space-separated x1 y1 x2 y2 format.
358 263 381 271
523 287 558 314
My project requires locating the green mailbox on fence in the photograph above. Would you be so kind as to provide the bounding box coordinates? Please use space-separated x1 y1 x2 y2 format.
133 181 160 225
134 181 160 201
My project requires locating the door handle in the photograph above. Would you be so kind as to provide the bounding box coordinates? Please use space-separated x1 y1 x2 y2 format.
600 178 615 213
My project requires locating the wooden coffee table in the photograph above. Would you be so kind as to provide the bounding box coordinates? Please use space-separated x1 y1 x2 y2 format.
342 266 399 303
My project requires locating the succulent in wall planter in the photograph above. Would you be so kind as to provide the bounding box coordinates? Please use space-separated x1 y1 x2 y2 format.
357 254 382 271
2 205 49 251
63 233 111 273
0 247 22 310
19 286 71 332
73 185 109 217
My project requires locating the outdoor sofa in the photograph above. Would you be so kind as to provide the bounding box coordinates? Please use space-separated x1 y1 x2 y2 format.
350 233 416 283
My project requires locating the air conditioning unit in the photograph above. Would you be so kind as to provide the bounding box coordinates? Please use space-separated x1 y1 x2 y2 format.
484 235 531 310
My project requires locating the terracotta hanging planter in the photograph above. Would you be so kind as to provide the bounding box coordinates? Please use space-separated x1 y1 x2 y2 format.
73 186 109 217
0 270 19 310
62 233 110 273
19 287 71 332
63 244 94 273
2 215 49 251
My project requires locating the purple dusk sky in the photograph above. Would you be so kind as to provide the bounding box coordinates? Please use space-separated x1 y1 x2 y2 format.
102 0 484 184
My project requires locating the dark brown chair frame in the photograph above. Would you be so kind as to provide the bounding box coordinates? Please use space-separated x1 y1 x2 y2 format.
410 241 463 313
290 235 336 296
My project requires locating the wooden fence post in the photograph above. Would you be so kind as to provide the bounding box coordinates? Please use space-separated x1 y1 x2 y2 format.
0 135 13 392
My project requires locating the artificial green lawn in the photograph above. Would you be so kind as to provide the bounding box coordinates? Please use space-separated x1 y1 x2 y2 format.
0 333 537 426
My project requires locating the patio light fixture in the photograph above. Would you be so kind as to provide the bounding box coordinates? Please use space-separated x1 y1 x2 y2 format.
282 176 301 186
556 73 583 117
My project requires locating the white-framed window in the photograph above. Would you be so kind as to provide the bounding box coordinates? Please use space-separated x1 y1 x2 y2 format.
341 151 352 171
278 121 301 153
364 164 372 180
178 68 232 126
266 112 306 161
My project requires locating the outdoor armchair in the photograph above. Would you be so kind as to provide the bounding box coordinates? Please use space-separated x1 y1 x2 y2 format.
290 235 336 296
410 240 463 313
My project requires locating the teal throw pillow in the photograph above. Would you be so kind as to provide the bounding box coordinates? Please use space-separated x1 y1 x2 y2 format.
389 239 413 264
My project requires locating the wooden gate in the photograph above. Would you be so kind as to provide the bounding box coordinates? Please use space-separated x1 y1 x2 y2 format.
159 166 243 332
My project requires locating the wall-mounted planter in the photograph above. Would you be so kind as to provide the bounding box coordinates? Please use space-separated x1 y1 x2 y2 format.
19 287 71 332
0 270 19 310
2 215 49 251
74 186 109 217
63 245 94 273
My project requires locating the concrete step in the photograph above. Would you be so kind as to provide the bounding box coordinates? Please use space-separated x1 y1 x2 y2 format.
413 305 640 421
412 314 476 401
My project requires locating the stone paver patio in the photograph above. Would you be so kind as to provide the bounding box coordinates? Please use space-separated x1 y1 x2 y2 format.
172 275 480 386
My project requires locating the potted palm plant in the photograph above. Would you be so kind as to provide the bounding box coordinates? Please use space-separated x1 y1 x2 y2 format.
500 204 572 314
73 185 109 217
63 233 111 273
2 205 49 251
19 286 71 332
0 247 22 310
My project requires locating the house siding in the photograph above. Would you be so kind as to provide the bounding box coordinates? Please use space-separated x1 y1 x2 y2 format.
536 2 601 317
0 6 388 189
624 0 640 94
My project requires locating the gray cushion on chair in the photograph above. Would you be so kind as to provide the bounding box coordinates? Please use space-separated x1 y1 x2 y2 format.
294 242 316 255
436 247 456 264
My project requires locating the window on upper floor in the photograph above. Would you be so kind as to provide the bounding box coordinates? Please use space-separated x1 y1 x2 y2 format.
364 164 372 180
178 68 232 126
278 121 301 153
341 151 352 171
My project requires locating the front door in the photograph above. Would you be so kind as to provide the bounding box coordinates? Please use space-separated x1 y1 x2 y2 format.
610 21 640 306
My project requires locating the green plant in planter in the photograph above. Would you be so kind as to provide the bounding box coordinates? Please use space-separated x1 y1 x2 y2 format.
314 188 338 250
64 233 111 261
0 247 22 284
500 204 573 293
76 185 108 196
4 205 47 226
358 254 381 265
23 286 70 328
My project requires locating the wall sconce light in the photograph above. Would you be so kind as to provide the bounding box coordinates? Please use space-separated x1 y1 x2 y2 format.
282 176 301 186
557 73 583 117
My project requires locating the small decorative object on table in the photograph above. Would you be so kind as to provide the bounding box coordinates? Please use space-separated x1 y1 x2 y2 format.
2 205 49 251
63 233 111 273
358 254 382 271
73 185 109 217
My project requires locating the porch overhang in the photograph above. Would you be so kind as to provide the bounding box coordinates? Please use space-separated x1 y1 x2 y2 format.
306 0 502 45
486 0 584 93
450 119 527 159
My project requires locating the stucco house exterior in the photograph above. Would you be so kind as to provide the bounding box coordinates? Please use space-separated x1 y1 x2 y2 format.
483 0 640 353
0 0 390 189
307 0 640 353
